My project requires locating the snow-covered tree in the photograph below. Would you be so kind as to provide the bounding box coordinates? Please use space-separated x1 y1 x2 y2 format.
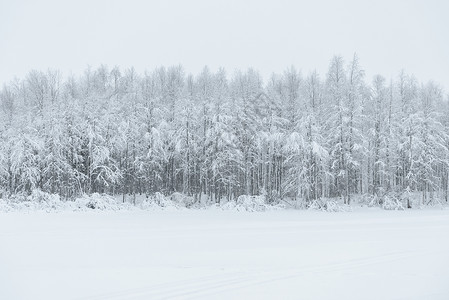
0 59 447 207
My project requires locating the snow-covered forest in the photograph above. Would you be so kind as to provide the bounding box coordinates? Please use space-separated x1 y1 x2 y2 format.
1 55 448 207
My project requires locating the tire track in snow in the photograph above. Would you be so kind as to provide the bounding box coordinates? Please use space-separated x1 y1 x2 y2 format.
79 251 416 300
78 271 252 300
179 251 418 300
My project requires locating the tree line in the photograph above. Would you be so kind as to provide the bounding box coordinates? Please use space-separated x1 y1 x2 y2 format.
1 55 448 206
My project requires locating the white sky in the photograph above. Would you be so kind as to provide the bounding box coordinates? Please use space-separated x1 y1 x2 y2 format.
1 0 448 92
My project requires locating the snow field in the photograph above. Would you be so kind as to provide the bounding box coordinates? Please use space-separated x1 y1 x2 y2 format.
1 209 448 299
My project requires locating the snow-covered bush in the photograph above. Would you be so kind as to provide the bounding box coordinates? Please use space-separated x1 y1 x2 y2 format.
69 197 89 211
237 195 267 211
150 192 166 206
220 195 270 212
366 192 406 210
0 198 11 212
307 199 324 210
2 189 63 211
308 198 352 212
170 192 194 207
29 189 62 210
325 200 352 212
83 193 120 210
367 194 381 207
7 192 28 203
139 192 188 210
382 195 405 210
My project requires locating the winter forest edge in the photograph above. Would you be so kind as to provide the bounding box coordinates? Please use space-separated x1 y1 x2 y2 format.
1 55 449 210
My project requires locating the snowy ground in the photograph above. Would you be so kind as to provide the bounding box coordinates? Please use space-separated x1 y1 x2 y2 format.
1 208 449 300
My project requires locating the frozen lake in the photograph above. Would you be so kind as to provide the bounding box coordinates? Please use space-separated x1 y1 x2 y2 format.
1 208 449 299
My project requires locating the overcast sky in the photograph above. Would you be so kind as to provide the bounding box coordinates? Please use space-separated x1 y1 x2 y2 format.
1 0 448 92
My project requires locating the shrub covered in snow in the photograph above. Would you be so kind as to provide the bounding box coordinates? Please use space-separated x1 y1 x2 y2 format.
30 189 62 210
0 198 11 212
82 193 121 210
139 192 186 210
382 195 405 210
2 190 438 213
1 189 63 212
170 192 194 208
146 192 166 206
236 195 267 211
308 198 352 212
0 191 135 212
366 192 406 210
220 195 284 212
